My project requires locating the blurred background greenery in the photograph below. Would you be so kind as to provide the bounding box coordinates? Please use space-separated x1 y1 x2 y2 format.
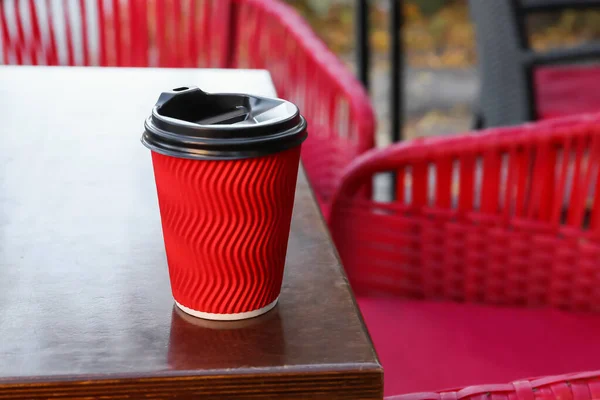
285 0 600 68
283 0 600 142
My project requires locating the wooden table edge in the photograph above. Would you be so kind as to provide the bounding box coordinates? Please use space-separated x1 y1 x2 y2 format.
0 363 383 399
297 167 383 369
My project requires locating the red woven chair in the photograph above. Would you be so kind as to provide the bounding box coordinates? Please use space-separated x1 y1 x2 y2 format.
0 0 375 215
387 371 600 400
231 0 375 213
0 0 233 67
329 113 600 397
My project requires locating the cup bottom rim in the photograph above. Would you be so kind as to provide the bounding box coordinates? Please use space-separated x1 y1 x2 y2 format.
174 297 279 321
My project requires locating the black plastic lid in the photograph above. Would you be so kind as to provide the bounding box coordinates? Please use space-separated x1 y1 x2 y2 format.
141 86 307 160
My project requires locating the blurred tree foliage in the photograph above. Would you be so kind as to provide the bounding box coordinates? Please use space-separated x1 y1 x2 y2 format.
409 0 451 16
286 0 453 16
529 9 600 51
285 0 600 68
286 0 475 67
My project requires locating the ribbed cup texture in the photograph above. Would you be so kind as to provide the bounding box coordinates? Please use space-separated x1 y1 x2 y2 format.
151 147 301 315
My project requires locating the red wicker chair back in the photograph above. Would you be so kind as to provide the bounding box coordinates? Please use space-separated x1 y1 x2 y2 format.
330 114 600 311
0 0 233 68
386 370 600 400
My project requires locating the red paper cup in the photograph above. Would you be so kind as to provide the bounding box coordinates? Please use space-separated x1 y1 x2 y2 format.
142 87 306 320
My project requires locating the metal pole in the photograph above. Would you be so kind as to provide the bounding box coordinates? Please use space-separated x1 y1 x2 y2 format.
391 0 403 142
356 0 370 90
389 0 403 200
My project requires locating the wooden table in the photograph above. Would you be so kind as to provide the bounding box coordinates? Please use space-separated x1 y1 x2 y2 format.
0 67 382 399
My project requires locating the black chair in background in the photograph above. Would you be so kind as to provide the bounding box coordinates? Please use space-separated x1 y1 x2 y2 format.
469 0 600 128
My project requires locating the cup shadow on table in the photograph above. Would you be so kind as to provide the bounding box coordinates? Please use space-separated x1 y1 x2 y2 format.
167 305 286 370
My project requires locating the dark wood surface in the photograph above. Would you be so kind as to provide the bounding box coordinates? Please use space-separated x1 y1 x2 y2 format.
0 67 382 399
